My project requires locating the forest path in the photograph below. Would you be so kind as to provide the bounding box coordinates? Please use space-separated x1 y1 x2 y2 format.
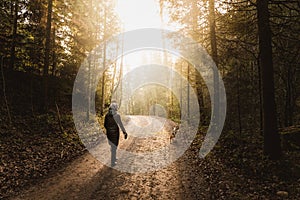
13 116 209 200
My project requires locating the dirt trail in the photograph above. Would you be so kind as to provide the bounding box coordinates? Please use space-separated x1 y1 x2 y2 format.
13 116 209 200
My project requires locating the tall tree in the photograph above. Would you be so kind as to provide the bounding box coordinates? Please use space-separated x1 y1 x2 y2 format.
208 0 220 126
100 7 107 116
10 0 18 70
257 0 281 159
44 0 53 76
43 0 53 109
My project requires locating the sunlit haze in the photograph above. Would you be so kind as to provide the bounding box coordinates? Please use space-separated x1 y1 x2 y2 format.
114 0 178 76
115 0 168 31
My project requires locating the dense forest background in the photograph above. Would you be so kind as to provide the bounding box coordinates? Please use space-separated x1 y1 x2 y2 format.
0 0 299 199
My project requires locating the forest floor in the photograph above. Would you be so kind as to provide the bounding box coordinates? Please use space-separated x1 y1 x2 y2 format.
2 116 299 200
11 116 211 200
1 70 299 199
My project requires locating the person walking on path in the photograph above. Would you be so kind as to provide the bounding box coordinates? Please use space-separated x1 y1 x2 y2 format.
104 102 128 166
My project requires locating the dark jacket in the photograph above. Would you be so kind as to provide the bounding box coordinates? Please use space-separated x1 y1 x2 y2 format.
104 109 126 146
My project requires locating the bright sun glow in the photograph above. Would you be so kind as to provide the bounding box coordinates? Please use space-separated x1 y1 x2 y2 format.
114 0 176 74
114 0 227 74
115 0 165 31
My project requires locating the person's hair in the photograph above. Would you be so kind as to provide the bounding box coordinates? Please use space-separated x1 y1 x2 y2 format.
109 102 118 111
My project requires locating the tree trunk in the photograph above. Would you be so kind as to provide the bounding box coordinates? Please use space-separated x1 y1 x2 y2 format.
51 26 57 76
43 0 53 111
44 0 52 76
209 0 218 70
110 39 119 97
237 64 242 135
100 8 107 116
10 0 18 70
1 56 12 125
257 57 263 134
100 65 106 116
257 0 281 159
209 0 219 127
284 65 293 127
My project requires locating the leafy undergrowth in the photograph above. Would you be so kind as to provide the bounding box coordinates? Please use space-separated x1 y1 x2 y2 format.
193 127 300 199
0 112 85 199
